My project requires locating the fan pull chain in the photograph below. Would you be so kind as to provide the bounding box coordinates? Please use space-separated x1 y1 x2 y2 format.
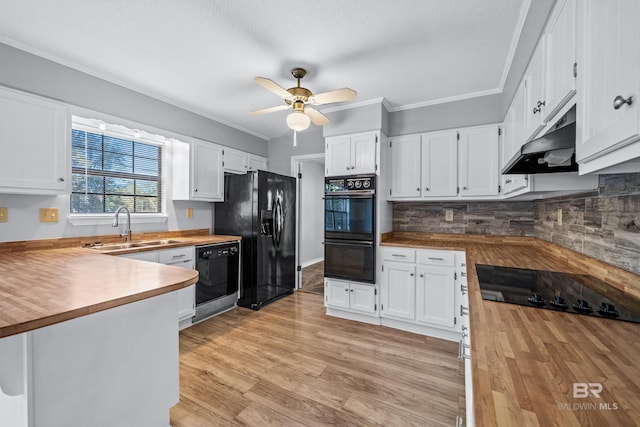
293 131 297 147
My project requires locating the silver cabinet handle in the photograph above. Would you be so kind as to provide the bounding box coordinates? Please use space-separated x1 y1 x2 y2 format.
428 257 444 261
533 100 545 114
457 341 471 360
462 186 468 190
419 273 424 278
461 272 466 277
171 254 186 259
58 177 65 182
425 187 429 191
344 288 349 292
462 325 469 338
460 305 469 316
416 187 420 191
505 179 512 184
613 95 634 110
345 166 350 170
194 188 198 192
350 289 354 292
410 273 414 277
391 254 406 257
460 284 468 295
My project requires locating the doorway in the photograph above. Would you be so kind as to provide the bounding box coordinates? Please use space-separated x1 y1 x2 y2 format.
291 153 325 294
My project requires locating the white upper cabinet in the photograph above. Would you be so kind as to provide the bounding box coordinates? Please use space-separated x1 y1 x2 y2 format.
501 83 530 195
172 138 224 202
423 131 458 197
0 86 70 195
523 39 548 142
325 132 377 176
389 134 421 198
458 125 500 197
223 147 268 174
544 0 577 122
576 0 640 168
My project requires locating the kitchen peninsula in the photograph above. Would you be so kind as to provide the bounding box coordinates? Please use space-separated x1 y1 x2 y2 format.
0 240 199 426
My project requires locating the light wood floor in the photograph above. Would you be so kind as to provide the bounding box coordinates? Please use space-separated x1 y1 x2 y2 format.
170 291 465 426
300 261 324 295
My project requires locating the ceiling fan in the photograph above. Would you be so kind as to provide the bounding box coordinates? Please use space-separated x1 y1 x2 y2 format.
251 67 357 131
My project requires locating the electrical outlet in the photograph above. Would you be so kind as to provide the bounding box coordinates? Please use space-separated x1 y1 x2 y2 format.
445 209 454 222
0 207 7 223
40 208 59 223
187 208 193 219
557 208 563 226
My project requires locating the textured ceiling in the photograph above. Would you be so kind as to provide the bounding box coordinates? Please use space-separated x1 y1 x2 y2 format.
0 0 531 140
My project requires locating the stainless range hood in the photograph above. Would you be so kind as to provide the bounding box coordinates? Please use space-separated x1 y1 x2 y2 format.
502 105 577 174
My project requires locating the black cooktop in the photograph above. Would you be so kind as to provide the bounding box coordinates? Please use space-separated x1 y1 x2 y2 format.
475 264 640 323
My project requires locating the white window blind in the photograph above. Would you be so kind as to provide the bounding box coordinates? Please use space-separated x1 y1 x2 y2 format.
71 122 163 214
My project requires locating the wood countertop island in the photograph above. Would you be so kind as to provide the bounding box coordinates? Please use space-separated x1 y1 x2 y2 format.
381 232 640 427
0 230 239 426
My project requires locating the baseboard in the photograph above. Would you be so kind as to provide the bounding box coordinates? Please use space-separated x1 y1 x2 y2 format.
301 257 324 268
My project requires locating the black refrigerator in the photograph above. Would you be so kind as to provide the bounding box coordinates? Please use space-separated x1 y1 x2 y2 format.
214 170 296 310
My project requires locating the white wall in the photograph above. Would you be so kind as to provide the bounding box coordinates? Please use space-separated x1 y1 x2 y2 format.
298 160 325 266
268 129 325 176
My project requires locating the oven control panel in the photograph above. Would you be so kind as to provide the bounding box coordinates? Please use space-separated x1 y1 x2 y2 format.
325 175 375 193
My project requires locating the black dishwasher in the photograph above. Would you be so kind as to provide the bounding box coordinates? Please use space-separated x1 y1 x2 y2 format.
193 241 240 323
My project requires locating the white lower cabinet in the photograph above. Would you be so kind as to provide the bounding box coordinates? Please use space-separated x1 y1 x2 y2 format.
380 247 464 341
324 278 378 321
119 246 196 329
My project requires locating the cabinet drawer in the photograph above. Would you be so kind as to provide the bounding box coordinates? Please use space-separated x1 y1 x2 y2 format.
416 250 455 267
383 247 416 263
158 246 194 265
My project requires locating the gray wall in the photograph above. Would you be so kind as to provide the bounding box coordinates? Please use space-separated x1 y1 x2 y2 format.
323 103 384 137
267 129 325 176
0 43 267 156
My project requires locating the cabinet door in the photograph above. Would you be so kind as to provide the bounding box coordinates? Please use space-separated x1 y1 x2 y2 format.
423 130 458 197
247 155 267 171
381 262 415 320
192 141 223 201
544 0 577 121
325 136 352 176
390 134 421 198
576 0 640 162
0 87 69 195
524 39 548 141
325 278 350 309
350 133 377 174
349 283 377 314
416 266 455 328
223 148 247 174
458 125 500 196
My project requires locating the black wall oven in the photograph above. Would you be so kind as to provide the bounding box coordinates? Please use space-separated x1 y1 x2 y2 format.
324 175 376 284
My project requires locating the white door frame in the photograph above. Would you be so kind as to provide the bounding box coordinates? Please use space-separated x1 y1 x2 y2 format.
291 153 325 290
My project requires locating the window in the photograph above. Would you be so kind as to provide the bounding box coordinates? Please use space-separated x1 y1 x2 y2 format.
71 123 162 214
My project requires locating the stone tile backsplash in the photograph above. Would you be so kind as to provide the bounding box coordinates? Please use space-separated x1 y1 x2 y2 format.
392 173 640 275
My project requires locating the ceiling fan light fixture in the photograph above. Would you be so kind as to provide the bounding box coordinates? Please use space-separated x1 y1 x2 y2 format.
286 111 310 131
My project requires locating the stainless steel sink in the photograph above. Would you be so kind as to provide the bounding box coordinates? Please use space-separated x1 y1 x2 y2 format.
87 239 185 251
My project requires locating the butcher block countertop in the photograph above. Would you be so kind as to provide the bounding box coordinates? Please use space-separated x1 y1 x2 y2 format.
381 232 640 427
0 229 240 339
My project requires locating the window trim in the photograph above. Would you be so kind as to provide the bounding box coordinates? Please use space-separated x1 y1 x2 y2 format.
70 116 165 216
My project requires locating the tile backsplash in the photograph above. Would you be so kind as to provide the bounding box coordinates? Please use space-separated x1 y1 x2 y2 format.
392 173 640 275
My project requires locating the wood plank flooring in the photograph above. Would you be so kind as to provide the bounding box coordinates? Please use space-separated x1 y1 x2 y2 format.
171 291 465 426
300 262 324 295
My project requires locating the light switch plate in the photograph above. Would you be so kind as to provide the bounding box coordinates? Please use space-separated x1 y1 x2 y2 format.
40 208 59 223
187 208 193 219
0 207 7 223
557 208 563 226
445 209 454 222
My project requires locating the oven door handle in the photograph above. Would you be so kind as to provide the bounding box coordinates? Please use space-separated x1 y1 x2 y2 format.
323 240 374 247
324 192 374 198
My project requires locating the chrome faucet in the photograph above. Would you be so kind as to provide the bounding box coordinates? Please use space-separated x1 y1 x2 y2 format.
112 205 132 242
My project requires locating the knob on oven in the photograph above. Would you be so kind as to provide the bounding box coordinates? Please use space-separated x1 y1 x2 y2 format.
362 179 370 188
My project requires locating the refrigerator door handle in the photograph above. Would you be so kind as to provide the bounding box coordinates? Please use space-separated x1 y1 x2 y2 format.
275 196 283 248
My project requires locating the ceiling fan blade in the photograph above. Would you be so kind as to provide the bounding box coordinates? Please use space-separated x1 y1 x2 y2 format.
305 107 330 126
309 88 357 105
254 77 292 99
251 104 291 115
